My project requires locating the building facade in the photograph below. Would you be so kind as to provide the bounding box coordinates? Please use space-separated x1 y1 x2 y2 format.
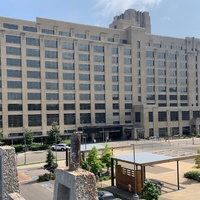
0 9 200 142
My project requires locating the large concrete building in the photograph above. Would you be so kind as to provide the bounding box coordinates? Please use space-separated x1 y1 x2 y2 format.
0 8 200 143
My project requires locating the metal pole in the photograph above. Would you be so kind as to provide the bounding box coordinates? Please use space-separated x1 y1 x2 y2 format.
11 123 13 145
177 160 180 190
24 132 26 164
133 144 139 200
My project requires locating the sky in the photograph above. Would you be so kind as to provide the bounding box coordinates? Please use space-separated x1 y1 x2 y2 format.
0 0 200 39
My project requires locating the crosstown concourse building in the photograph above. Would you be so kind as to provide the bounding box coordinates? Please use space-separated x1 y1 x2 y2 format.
0 8 200 143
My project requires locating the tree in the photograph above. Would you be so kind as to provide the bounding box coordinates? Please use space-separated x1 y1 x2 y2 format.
23 128 33 147
44 148 58 174
82 146 104 175
195 148 200 168
47 121 61 145
101 144 112 175
142 180 161 200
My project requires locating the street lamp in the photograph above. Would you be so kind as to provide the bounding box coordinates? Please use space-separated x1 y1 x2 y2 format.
132 144 139 200
23 132 26 164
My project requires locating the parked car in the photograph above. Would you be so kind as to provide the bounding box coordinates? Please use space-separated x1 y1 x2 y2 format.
51 144 67 151
98 190 122 200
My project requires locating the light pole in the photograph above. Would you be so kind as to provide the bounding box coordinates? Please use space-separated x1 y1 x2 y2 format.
132 144 139 200
11 123 13 145
55 133 57 164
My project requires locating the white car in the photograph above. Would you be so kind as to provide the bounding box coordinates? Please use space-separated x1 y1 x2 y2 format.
51 144 67 151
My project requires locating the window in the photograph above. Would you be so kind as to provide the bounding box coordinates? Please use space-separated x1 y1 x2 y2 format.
182 111 189 120
80 103 90 110
7 69 21 78
158 95 166 100
158 112 167 121
113 103 119 109
80 113 91 123
180 95 187 100
7 58 21 66
95 94 105 100
42 29 54 35
8 92 22 100
94 75 104 81
124 58 132 64
46 93 59 100
124 85 132 91
108 37 114 42
27 71 40 78
79 64 90 71
6 46 21 55
26 38 40 46
93 45 104 53
79 74 90 81
95 113 105 123
170 95 177 100
146 51 154 58
64 114 75 125
79 84 90 90
94 55 104 62
112 57 118 64
113 112 119 116
64 104 75 110
112 76 118 82
147 95 155 100
112 47 118 54
8 115 23 127
63 83 75 90
193 111 200 118
47 114 59 125
8 104 22 111
63 73 75 80
125 94 132 100
59 31 70 37
63 63 74 70
95 103 105 110
94 65 104 72
45 61 58 69
170 111 178 121
7 81 22 89
23 26 37 32
45 50 57 58
46 72 58 79
62 52 74 60
80 94 90 100
28 115 42 126
135 112 141 122
26 49 40 57
62 41 74 50
124 49 131 55
90 35 100 41
112 66 118 73
94 84 105 91
3 23 18 30
27 60 40 68
27 82 41 89
112 94 119 100
125 103 132 109
46 82 58 90
75 33 86 39
28 93 41 100
6 35 21 44
125 112 131 116
28 104 41 111
124 67 132 73
46 104 59 110
124 76 132 82
63 93 75 100
149 112 153 122
79 54 90 61
78 44 89 51
112 85 119 91
45 40 57 48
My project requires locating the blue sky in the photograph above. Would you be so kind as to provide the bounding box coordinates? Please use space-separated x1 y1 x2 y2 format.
0 0 200 39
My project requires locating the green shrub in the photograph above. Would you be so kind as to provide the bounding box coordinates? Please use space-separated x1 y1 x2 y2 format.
29 143 49 151
37 173 52 182
13 144 24 153
184 171 200 181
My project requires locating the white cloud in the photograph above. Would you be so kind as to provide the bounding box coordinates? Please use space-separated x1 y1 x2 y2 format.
95 0 162 18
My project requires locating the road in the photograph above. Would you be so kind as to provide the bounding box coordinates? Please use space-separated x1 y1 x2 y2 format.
17 137 200 166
